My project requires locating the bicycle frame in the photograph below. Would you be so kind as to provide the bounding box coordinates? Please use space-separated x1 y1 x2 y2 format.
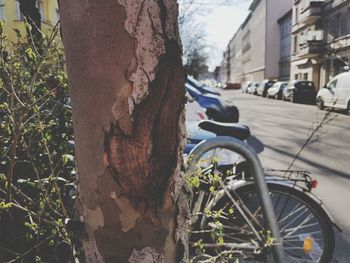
186 136 286 262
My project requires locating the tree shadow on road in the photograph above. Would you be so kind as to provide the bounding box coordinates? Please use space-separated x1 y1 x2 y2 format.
263 143 350 180
247 135 264 154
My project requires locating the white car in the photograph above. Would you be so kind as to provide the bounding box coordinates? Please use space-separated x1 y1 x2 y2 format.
241 81 251 93
316 72 350 114
267 81 288 99
247 82 259 95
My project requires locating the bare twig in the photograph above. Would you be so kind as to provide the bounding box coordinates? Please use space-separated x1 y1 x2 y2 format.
284 104 337 177
7 234 55 263
28 21 60 98
6 122 22 201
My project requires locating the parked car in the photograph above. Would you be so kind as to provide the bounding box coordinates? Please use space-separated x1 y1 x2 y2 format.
247 82 259 95
283 80 317 104
256 80 275 97
187 76 221 96
225 83 241 90
316 72 350 114
185 83 239 123
267 81 288 99
241 81 251 93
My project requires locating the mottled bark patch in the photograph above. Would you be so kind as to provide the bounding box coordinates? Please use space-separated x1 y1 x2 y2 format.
94 170 169 262
115 0 181 118
128 247 165 263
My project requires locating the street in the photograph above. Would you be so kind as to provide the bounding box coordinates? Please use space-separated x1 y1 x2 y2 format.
222 90 350 262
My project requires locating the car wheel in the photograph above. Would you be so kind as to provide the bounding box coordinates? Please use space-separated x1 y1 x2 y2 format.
316 97 325 110
347 102 350 116
290 94 295 103
274 94 278 100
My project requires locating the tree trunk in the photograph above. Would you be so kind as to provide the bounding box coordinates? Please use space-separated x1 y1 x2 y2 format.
59 1 189 262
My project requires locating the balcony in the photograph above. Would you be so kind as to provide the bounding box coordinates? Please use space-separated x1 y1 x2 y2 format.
307 30 324 42
299 1 324 25
328 34 350 52
297 42 324 59
292 1 325 33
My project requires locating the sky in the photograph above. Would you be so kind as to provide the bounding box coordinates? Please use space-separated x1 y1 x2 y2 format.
193 1 252 70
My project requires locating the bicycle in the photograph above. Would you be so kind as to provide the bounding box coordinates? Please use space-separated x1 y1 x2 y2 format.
186 135 335 262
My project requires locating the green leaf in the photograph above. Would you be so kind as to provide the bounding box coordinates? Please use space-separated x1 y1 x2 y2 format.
0 202 12 210
25 48 37 61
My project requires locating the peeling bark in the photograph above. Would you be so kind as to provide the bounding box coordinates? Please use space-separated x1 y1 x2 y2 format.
128 247 165 263
59 0 188 262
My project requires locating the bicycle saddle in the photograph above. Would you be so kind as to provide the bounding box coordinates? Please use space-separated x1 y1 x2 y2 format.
198 120 250 140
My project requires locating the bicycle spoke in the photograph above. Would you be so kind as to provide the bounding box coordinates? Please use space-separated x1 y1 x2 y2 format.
282 213 316 237
280 207 311 232
278 202 304 225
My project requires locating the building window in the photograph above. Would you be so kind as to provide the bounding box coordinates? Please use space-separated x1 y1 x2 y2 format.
242 30 251 54
293 36 298 53
37 0 45 21
15 1 46 22
16 0 24 20
0 0 4 20
337 15 342 38
54 8 59 24
279 15 292 62
339 15 348 36
295 74 298 80
304 73 308 80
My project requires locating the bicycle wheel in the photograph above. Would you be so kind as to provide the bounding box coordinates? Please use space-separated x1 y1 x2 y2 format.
213 183 335 262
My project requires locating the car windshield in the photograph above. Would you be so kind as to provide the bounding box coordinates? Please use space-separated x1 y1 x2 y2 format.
266 82 274 88
295 82 315 90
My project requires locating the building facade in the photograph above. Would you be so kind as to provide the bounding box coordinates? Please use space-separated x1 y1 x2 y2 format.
321 0 350 86
291 0 326 89
291 0 350 89
221 0 293 84
0 0 59 42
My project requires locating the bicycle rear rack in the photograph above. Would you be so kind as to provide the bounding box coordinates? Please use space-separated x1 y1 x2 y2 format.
186 136 286 263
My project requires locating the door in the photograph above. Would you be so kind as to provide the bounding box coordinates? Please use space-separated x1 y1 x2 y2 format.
324 78 338 107
336 74 350 109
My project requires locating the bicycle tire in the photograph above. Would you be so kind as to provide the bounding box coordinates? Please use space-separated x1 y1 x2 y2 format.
214 183 335 262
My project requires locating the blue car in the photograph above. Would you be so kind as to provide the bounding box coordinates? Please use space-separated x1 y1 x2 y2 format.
186 81 239 123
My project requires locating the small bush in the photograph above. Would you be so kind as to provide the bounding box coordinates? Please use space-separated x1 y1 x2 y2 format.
0 22 77 262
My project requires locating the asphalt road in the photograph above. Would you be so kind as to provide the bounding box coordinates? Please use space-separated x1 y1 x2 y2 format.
215 90 350 262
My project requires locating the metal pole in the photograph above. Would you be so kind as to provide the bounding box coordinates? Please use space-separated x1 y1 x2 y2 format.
186 136 285 262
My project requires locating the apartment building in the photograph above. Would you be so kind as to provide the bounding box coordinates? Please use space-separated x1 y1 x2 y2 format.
221 0 293 84
0 0 59 41
291 0 350 89
321 0 350 86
